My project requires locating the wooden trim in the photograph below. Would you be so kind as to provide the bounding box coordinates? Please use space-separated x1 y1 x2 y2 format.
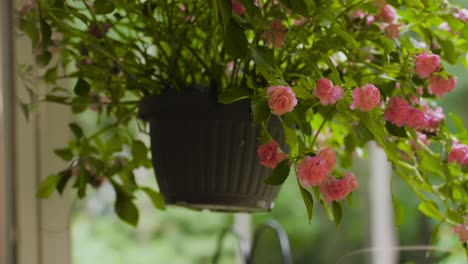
1 0 17 263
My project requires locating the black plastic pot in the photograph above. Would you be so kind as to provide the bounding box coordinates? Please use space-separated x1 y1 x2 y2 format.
138 93 283 212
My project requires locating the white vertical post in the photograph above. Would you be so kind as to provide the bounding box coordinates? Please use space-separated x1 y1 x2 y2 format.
369 142 398 264
233 213 252 264
13 0 72 263
1 0 17 263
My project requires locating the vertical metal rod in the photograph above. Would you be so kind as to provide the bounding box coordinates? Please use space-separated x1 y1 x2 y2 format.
369 142 397 264
1 0 17 263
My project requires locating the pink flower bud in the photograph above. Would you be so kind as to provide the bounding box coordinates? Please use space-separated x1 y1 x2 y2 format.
267 85 298 116
297 156 328 187
350 84 381 112
385 23 399 38
313 78 344 106
232 0 245 15
448 142 468 165
377 4 397 23
384 97 410 127
415 50 440 78
428 75 457 98
262 20 287 48
453 222 468 243
257 141 287 169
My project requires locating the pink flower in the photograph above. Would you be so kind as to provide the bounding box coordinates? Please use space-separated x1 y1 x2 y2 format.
428 75 457 97
423 105 445 130
320 178 348 203
342 173 358 193
377 4 397 23
318 147 336 174
350 84 381 112
415 50 440 78
313 78 344 106
438 22 451 32
385 24 399 38
454 8 468 22
384 97 411 127
453 223 468 243
267 85 298 115
262 20 287 48
448 142 468 165
297 156 328 187
257 141 287 168
232 0 245 15
349 9 365 20
405 108 428 130
18 1 34 16
366 15 375 25
320 173 358 203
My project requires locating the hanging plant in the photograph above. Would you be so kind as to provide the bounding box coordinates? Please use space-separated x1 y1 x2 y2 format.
16 0 468 250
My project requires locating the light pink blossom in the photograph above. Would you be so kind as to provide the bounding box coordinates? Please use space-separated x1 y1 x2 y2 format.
448 142 468 165
384 97 411 127
428 75 457 97
349 9 365 20
366 15 375 25
297 156 328 187
267 85 297 115
424 105 445 130
257 141 287 168
232 0 245 15
350 84 381 112
377 4 397 23
313 78 344 106
318 147 336 174
453 222 468 243
454 8 468 22
438 22 451 31
415 50 440 78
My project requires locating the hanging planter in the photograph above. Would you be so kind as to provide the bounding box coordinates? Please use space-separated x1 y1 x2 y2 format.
139 93 283 212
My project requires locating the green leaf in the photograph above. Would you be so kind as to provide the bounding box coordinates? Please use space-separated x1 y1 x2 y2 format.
418 201 443 222
115 196 139 226
225 19 248 59
94 0 115 15
252 46 281 81
69 122 84 139
216 0 232 31
392 195 404 227
36 174 62 198
141 187 166 210
74 78 91 96
54 148 74 161
19 103 29 121
36 51 52 66
132 140 148 163
218 87 250 104
56 170 72 195
71 96 88 113
76 164 90 198
385 122 407 138
263 159 290 185
332 201 342 227
298 181 314 222
252 98 270 124
282 124 298 156
39 18 52 48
